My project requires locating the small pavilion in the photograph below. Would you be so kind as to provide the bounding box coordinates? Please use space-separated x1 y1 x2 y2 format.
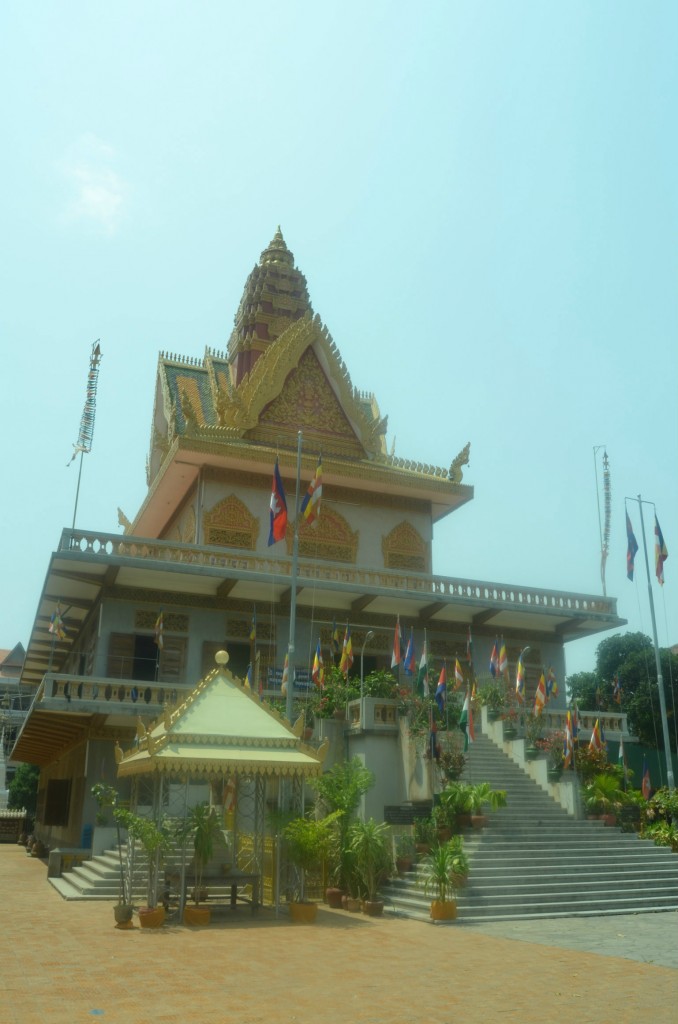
115 649 327 910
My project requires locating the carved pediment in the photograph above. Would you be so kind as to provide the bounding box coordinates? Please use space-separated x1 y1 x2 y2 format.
203 495 259 551
382 521 428 572
288 503 359 564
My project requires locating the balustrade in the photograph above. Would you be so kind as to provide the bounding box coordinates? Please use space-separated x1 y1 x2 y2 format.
43 673 180 712
59 528 618 619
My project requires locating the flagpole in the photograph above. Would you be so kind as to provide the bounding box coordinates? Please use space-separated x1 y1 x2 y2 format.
71 450 85 530
635 495 674 791
286 432 303 723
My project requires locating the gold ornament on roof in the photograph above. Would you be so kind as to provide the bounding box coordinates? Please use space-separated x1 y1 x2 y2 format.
449 442 471 484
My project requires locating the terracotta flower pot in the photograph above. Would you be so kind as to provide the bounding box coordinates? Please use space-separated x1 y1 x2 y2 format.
289 901 318 924
325 887 345 909
113 904 134 926
362 899 384 917
430 899 457 921
183 905 211 926
138 906 165 928
346 896 362 912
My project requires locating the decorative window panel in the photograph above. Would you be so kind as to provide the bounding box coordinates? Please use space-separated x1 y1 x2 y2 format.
381 521 428 572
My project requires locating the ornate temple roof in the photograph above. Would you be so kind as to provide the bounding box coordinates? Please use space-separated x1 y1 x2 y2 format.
134 229 473 536
116 650 327 779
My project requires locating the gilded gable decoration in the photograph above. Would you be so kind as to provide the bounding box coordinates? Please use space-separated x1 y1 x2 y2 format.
203 495 259 551
290 504 359 564
382 521 428 572
449 442 471 484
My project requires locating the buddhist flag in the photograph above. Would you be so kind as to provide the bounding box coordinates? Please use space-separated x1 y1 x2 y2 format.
572 704 579 741
300 455 322 525
49 603 67 641
246 663 253 688
281 653 290 696
589 719 602 753
459 693 475 751
612 674 621 704
655 515 668 585
498 638 508 680
417 640 429 697
403 629 416 676
391 616 401 668
489 640 499 678
312 639 324 688
534 673 546 716
435 662 447 713
626 512 639 581
641 756 652 799
546 666 558 699
331 618 340 657
268 458 288 546
454 657 464 691
563 711 574 770
339 624 353 677
154 610 164 650
515 653 525 702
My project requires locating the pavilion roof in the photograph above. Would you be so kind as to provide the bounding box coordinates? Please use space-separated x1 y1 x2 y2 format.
116 650 327 779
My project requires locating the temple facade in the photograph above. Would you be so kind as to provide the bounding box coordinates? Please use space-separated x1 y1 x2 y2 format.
13 230 624 850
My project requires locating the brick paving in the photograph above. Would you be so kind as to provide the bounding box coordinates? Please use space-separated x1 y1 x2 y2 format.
1 845 675 1024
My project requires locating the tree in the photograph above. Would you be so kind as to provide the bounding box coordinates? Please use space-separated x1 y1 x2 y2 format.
8 763 39 814
566 632 678 750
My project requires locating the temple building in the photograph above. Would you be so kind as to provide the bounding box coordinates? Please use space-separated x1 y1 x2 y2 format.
12 229 623 851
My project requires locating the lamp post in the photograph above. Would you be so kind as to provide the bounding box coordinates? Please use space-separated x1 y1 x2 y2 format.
360 631 375 730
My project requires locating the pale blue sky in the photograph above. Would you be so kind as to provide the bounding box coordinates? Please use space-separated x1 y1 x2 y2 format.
1 2 676 677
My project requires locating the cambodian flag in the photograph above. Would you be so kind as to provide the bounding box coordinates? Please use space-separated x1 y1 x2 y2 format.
268 458 288 545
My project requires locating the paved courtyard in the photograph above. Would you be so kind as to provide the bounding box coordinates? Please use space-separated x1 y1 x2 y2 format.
0 845 675 1024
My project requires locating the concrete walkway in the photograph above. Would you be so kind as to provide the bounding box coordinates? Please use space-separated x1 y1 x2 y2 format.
1 845 675 1024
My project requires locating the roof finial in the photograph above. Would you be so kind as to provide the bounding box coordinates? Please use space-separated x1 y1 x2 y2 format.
260 227 293 266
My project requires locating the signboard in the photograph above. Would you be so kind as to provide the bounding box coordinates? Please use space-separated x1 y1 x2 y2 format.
266 666 312 691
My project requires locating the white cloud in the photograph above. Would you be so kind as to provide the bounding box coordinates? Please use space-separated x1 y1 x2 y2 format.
59 134 127 235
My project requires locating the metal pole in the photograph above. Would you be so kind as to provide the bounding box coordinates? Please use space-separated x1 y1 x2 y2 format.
636 495 674 791
360 631 375 730
593 445 606 595
285 432 303 724
71 450 85 531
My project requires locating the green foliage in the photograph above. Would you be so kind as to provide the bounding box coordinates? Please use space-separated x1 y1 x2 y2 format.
113 808 170 909
313 756 375 890
91 784 133 905
645 787 678 824
566 632 678 750
477 681 506 713
582 773 627 816
310 665 360 717
348 818 392 901
413 816 437 847
420 837 469 903
8 763 39 815
640 820 678 851
175 802 225 903
573 745 617 784
283 811 341 901
438 749 466 782
362 669 399 698
438 781 507 819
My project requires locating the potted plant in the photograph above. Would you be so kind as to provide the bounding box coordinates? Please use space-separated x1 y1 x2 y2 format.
583 773 626 826
524 712 542 759
501 706 518 740
479 681 506 721
394 833 416 875
537 731 565 780
176 802 225 925
114 808 170 927
413 815 438 855
348 818 392 916
466 782 507 826
312 757 375 907
283 811 341 922
91 784 134 927
420 836 469 921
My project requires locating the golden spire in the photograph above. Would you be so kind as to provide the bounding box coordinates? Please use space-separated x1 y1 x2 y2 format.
228 228 313 382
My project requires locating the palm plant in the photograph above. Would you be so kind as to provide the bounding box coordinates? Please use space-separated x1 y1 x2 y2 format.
176 802 225 904
348 818 392 902
421 836 469 903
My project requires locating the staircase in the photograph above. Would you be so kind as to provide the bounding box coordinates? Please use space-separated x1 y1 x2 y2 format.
49 844 181 902
382 731 678 923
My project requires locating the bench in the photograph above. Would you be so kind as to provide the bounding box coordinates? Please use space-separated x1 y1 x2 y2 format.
199 869 260 914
